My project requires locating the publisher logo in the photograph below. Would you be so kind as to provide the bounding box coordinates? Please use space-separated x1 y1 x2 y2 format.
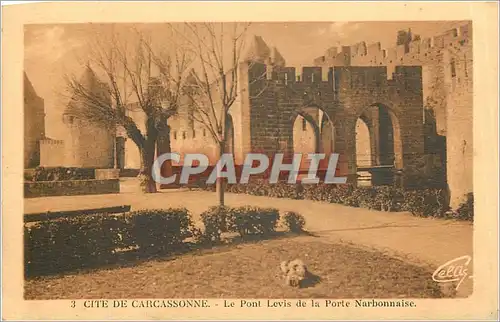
432 255 473 290
152 152 347 185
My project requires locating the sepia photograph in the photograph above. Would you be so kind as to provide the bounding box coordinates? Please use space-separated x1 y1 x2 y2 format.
23 19 474 299
2 1 498 320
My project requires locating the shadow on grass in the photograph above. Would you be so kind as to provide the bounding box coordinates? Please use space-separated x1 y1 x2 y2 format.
301 271 322 289
25 230 315 280
223 230 319 245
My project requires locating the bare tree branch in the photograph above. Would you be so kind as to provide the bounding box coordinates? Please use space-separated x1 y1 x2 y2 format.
61 24 191 193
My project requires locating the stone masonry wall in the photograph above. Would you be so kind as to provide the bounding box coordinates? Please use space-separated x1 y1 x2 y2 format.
64 118 115 168
315 22 471 137
160 24 471 206
40 139 65 167
24 179 120 198
444 38 473 208
168 61 426 186
244 62 424 184
314 22 473 205
24 73 46 168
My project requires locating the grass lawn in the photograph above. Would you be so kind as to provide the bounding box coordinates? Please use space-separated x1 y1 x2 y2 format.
25 236 448 299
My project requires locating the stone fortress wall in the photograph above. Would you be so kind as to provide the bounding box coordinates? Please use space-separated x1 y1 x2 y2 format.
312 22 472 207
167 22 473 206
24 73 46 168
24 22 473 208
313 22 472 137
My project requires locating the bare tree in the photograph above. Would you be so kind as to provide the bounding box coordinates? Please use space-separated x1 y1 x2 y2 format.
63 24 191 193
171 22 263 206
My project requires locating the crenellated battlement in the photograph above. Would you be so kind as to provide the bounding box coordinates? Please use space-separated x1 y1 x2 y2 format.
249 63 422 92
267 66 331 84
314 22 472 67
40 138 64 145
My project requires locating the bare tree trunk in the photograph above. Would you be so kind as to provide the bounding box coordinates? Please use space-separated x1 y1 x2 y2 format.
216 141 225 206
139 145 158 193
113 136 118 169
158 127 174 189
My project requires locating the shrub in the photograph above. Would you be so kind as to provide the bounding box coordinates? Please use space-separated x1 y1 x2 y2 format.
344 187 377 208
226 206 280 237
129 208 193 254
282 211 306 233
213 180 464 221
242 180 270 196
199 206 231 243
100 214 135 249
328 185 355 204
373 186 405 211
454 193 474 221
198 206 302 243
25 214 128 276
24 205 307 277
24 170 35 181
302 183 338 202
201 184 216 192
226 183 247 194
400 189 448 217
31 167 95 182
24 208 196 276
267 182 303 200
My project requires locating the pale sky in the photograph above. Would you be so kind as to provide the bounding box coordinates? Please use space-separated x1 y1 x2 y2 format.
24 21 467 139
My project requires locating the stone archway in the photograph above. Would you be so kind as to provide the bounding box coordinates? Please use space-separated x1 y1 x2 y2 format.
353 103 403 185
320 112 335 156
355 116 372 168
354 103 403 169
292 112 320 169
291 105 336 172
375 103 403 170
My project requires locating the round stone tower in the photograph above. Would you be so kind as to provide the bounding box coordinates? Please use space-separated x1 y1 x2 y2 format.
62 66 115 168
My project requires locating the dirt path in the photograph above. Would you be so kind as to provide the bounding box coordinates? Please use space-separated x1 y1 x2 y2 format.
24 181 473 296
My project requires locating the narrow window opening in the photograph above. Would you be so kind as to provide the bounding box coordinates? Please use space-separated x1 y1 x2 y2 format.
464 54 468 78
450 59 457 78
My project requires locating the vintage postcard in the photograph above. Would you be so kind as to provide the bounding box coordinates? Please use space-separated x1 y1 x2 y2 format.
2 1 499 320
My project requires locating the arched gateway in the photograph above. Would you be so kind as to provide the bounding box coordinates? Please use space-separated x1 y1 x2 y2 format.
167 59 425 187
237 63 424 186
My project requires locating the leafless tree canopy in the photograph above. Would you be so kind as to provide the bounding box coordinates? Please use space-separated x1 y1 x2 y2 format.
63 24 196 192
168 22 258 205
170 22 260 143
62 23 259 197
64 24 192 149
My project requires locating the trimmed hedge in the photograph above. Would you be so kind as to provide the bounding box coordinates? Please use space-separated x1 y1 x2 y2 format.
204 180 473 221
31 166 96 182
25 208 193 276
228 206 280 237
282 211 306 233
199 206 231 243
198 206 281 243
25 214 130 276
129 209 193 253
25 206 299 276
451 193 474 221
